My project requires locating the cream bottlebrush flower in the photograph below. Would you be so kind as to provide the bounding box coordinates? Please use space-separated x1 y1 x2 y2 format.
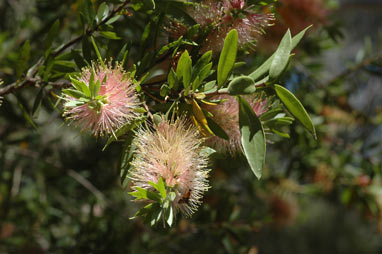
129 118 210 217
63 63 138 136
186 0 274 53
203 95 268 155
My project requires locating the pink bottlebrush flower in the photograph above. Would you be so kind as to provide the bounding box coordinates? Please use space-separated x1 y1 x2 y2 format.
203 95 268 155
129 118 210 217
185 0 274 54
186 0 224 27
63 63 138 136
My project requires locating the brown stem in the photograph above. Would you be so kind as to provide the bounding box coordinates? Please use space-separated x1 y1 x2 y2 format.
142 87 166 103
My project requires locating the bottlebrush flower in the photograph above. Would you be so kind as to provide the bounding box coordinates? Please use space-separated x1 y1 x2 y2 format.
129 117 210 217
184 0 274 54
203 95 268 155
62 63 138 136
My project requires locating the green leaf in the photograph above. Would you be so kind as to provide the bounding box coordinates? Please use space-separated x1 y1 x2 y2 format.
99 31 121 40
206 117 229 140
71 49 87 69
227 76 256 95
192 76 200 91
160 84 170 97
32 87 44 118
15 95 36 129
45 19 60 51
94 79 101 97
17 40 31 79
192 99 214 136
269 29 292 79
82 37 92 63
198 62 212 83
132 203 154 218
168 68 178 89
157 36 184 56
249 26 311 81
166 206 174 227
274 84 316 139
70 77 90 97
105 15 120 25
157 178 166 199
129 187 161 202
96 2 109 24
89 69 96 98
119 132 135 187
62 89 86 99
259 108 283 121
90 36 105 68
237 96 266 179
80 0 96 28
217 29 238 88
176 50 192 89
191 50 212 82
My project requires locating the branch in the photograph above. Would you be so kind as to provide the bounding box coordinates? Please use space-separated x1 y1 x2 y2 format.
9 145 107 205
0 0 130 97
325 55 382 86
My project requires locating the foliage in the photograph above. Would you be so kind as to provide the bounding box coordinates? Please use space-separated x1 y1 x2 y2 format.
0 0 381 253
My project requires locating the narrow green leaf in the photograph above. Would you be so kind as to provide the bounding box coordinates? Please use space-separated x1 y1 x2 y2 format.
89 69 96 98
96 2 109 24
269 29 292 79
99 31 121 40
62 89 86 99
249 26 312 81
176 50 192 89
217 29 238 88
237 96 266 179
17 40 31 79
191 50 212 81
157 36 184 56
46 19 60 51
160 84 170 97
166 206 174 227
157 177 166 199
119 133 135 188
198 62 212 83
32 87 44 118
94 79 101 97
274 84 317 139
105 15 120 25
227 76 256 95
291 25 313 49
82 37 92 63
168 68 177 89
80 0 96 28
70 77 90 97
90 36 105 68
129 187 161 202
71 49 87 69
15 95 37 129
207 117 229 140
192 76 200 91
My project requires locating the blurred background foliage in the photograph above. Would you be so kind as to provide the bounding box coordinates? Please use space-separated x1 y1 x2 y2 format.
0 0 382 253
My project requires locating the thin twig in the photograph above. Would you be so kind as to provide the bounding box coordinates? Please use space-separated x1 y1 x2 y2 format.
10 146 107 205
142 87 166 103
0 1 130 97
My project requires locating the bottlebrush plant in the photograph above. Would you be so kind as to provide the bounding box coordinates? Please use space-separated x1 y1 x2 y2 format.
0 0 317 227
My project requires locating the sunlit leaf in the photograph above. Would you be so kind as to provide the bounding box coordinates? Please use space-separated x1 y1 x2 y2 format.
274 84 316 139
218 29 238 88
